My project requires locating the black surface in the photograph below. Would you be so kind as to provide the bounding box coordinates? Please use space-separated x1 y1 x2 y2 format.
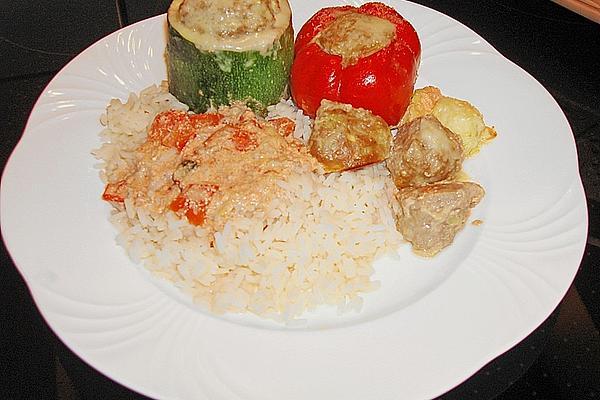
0 1 119 78
1 1 599 399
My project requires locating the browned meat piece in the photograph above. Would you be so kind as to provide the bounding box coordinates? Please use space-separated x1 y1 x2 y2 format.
386 115 463 188
308 100 391 173
395 182 484 256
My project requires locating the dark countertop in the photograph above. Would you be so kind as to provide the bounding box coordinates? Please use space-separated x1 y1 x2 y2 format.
1 1 598 399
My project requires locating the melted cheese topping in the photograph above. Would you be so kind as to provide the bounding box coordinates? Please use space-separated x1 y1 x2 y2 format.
168 0 291 53
315 12 396 67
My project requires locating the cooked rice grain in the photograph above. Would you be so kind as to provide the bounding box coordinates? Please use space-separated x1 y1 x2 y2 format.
96 83 401 322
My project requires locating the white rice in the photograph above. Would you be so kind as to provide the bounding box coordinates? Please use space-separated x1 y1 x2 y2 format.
94 82 402 322
267 98 313 142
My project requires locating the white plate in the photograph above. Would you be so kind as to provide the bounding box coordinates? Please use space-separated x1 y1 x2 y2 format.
1 1 588 399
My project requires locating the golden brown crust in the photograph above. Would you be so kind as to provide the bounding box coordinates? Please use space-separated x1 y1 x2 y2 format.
315 12 396 67
308 100 391 173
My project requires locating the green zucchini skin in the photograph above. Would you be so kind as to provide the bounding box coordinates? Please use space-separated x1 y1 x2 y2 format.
166 23 294 115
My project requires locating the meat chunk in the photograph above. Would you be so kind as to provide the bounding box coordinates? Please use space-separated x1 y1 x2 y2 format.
386 115 464 188
400 86 497 157
308 100 391 173
395 181 484 256
432 97 497 157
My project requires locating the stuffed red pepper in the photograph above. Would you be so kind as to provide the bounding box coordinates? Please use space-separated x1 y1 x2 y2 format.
290 2 421 126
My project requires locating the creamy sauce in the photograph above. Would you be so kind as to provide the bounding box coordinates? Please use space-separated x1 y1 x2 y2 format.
107 105 318 232
169 0 291 53
314 12 396 67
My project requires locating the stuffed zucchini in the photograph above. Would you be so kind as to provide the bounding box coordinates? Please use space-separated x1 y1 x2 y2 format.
166 0 294 115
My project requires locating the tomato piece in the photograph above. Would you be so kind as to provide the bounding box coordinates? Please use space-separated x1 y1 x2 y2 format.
191 112 221 126
231 128 258 152
149 110 221 151
102 180 127 202
169 195 187 213
169 184 219 226
268 117 296 137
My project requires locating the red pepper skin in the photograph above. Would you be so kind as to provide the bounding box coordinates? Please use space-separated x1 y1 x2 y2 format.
290 2 421 126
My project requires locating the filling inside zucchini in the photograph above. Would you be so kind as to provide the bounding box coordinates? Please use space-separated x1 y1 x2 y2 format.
168 0 292 53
